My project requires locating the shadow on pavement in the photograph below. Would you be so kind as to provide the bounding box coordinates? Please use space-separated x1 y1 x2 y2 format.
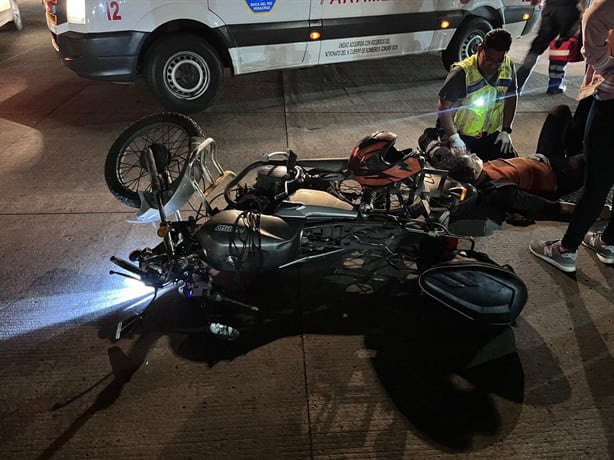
0 253 572 456
73 264 565 453
543 266 614 460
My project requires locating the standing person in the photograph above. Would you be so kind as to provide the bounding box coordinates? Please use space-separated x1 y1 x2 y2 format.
530 0 614 273
516 0 587 95
438 28 518 162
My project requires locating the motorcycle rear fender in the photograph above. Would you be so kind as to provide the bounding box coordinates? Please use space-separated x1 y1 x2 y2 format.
133 137 226 223
133 173 198 223
418 262 527 325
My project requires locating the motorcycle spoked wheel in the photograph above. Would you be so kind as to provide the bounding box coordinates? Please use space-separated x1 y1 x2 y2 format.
105 112 204 208
335 178 418 212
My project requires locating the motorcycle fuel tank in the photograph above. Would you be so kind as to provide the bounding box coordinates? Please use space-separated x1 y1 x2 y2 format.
196 210 303 272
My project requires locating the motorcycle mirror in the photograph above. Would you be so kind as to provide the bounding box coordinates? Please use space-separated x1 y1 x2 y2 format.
419 262 527 325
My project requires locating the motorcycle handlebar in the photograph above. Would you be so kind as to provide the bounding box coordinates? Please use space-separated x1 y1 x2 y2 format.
110 256 149 280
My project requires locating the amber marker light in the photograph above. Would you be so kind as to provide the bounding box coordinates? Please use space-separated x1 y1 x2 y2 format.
522 13 531 20
310 31 321 40
440 20 451 29
460 187 468 202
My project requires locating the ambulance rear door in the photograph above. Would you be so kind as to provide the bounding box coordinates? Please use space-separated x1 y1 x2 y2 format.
313 0 439 65
208 0 315 74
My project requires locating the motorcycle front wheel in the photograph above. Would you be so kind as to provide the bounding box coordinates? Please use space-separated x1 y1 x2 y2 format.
104 112 203 208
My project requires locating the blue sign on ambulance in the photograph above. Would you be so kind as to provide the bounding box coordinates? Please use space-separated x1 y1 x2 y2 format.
245 0 276 13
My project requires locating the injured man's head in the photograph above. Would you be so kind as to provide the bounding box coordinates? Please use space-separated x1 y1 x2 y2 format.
424 142 484 183
448 152 484 183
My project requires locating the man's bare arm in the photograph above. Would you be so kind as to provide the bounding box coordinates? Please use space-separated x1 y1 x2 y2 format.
502 94 517 131
437 97 457 137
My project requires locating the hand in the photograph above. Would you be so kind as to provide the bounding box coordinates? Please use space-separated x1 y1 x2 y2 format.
448 133 467 152
495 131 514 155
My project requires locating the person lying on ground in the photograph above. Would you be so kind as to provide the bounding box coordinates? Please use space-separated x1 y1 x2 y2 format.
418 118 610 223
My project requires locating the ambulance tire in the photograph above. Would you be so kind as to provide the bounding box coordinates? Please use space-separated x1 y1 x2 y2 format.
11 0 23 31
145 34 224 114
441 17 493 70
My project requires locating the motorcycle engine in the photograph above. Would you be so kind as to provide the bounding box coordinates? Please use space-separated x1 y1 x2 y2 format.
254 165 288 197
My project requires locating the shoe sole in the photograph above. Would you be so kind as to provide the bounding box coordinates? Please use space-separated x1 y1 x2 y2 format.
529 245 577 273
582 241 614 264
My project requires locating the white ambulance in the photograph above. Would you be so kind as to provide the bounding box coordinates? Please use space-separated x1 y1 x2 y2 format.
44 0 541 113
0 0 22 31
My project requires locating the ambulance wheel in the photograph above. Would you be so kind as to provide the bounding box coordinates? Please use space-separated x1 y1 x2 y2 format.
441 17 493 70
145 34 224 114
11 0 23 31
104 112 203 208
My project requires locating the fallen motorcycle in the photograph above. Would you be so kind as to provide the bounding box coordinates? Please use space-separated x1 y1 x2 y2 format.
105 113 527 340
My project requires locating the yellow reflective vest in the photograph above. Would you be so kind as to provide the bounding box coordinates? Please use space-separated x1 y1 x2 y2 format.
453 54 514 137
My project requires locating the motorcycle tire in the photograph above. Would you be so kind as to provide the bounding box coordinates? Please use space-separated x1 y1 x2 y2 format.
104 112 204 208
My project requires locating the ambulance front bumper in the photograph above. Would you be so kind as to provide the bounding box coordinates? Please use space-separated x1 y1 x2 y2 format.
54 31 147 82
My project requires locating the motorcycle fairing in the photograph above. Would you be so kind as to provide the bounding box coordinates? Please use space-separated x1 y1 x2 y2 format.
196 209 303 272
419 262 527 325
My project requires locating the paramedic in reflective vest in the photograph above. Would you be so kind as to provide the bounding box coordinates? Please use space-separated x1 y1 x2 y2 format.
437 28 518 162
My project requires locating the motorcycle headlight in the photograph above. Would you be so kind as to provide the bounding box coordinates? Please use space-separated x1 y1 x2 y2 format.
67 0 86 24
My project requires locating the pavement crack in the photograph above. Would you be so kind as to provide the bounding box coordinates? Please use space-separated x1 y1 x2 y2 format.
0 45 46 66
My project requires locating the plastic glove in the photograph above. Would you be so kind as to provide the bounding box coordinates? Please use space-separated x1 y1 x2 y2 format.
495 131 514 155
448 133 467 152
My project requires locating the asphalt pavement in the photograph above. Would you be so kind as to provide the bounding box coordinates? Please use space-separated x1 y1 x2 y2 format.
1 1 613 458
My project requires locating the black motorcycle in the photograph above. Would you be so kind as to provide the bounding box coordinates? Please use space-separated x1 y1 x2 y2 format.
105 113 527 340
